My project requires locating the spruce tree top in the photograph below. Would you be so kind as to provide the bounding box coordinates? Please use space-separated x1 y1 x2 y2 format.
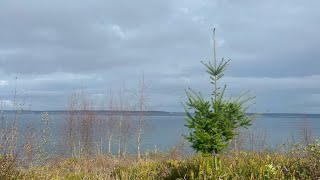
184 29 255 155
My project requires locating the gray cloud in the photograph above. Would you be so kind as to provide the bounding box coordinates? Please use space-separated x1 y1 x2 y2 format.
0 0 319 113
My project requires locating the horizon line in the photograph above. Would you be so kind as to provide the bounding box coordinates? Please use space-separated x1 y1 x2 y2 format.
2 110 320 115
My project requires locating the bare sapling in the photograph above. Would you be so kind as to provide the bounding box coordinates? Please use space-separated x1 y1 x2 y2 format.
78 91 96 156
106 91 117 155
133 74 150 159
246 127 269 152
299 118 314 146
116 88 126 158
64 91 96 157
8 79 21 157
121 110 134 158
116 87 134 158
96 103 105 155
229 128 246 153
64 92 79 157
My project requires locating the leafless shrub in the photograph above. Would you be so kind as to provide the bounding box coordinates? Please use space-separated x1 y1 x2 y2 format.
63 91 96 157
22 121 37 167
115 87 134 158
95 106 105 155
0 79 29 177
247 128 269 152
299 118 314 146
64 92 79 157
133 74 151 159
0 107 20 177
106 93 117 155
79 92 96 156
18 112 53 168
229 128 247 153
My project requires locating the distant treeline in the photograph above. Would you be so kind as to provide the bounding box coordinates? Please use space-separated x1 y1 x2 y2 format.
2 110 320 117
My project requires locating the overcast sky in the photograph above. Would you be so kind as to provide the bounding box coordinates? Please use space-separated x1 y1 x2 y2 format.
0 0 319 113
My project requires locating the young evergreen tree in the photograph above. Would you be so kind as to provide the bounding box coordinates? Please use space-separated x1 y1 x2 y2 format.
184 29 255 155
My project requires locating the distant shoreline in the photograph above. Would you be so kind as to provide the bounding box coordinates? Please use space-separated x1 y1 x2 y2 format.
2 110 320 117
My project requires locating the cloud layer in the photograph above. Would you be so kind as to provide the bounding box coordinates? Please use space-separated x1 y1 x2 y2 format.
0 0 319 113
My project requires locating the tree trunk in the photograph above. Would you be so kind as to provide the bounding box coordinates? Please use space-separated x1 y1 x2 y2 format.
137 128 142 159
108 131 112 154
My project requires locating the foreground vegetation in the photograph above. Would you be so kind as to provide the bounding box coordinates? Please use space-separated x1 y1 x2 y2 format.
0 141 318 179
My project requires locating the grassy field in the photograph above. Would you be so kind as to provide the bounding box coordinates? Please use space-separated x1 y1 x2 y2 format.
1 141 319 180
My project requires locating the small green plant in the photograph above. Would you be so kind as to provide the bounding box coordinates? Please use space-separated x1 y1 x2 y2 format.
184 29 255 155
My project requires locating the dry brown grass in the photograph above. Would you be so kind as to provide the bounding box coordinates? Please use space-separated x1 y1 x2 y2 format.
18 150 183 180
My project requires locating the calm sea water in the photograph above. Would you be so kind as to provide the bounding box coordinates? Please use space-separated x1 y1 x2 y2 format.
2 111 320 155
